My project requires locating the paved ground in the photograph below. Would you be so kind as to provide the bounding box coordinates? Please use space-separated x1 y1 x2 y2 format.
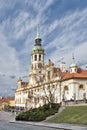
0 121 62 130
0 110 15 121
11 121 87 130
0 111 87 130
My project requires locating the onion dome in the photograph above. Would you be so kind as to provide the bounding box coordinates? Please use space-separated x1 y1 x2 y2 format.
32 45 44 54
32 24 44 54
70 63 77 68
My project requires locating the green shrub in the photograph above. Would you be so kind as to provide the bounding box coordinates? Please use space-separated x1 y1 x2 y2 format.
16 103 60 121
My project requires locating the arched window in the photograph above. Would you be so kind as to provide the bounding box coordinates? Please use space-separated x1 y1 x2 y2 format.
35 55 37 61
39 54 41 61
64 86 68 91
79 84 84 89
70 69 72 73
48 71 50 80
31 90 33 94
75 68 77 72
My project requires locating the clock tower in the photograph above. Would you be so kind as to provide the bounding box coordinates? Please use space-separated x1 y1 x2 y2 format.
29 25 45 86
31 25 44 72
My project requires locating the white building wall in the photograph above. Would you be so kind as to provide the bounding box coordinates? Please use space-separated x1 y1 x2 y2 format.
75 79 87 100
62 79 87 101
15 91 28 108
54 83 61 103
85 82 87 99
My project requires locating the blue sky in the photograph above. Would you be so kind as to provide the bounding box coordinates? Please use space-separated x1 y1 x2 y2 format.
0 0 87 97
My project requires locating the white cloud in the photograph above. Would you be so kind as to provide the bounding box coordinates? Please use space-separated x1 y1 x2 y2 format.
0 32 20 75
44 8 87 68
0 0 15 9
25 0 54 13
0 1 87 96
13 11 34 39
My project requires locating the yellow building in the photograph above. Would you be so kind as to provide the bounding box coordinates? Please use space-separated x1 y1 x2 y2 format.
0 97 15 110
9 98 15 108
0 98 9 110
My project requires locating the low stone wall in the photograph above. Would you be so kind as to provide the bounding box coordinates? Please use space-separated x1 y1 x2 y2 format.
62 100 87 106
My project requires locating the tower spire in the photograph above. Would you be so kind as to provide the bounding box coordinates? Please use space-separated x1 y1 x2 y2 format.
36 24 41 39
35 24 42 46
31 24 44 72
72 53 75 63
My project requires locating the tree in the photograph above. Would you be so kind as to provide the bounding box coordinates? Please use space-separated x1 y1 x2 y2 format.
42 82 57 108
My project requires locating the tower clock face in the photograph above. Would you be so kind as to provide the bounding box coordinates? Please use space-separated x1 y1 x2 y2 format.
38 63 42 68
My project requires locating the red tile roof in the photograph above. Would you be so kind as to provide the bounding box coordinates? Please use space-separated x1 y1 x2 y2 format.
0 97 9 103
62 67 87 81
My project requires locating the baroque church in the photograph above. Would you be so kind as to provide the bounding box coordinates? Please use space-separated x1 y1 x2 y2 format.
15 27 87 110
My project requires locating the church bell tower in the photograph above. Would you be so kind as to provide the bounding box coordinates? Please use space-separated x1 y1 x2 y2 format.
29 25 45 86
31 25 44 71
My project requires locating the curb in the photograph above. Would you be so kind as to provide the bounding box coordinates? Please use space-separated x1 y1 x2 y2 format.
10 121 87 130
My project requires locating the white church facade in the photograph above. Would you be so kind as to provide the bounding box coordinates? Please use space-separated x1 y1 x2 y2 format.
15 28 87 110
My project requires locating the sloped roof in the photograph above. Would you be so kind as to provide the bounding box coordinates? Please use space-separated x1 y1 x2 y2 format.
0 97 9 103
62 67 87 81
